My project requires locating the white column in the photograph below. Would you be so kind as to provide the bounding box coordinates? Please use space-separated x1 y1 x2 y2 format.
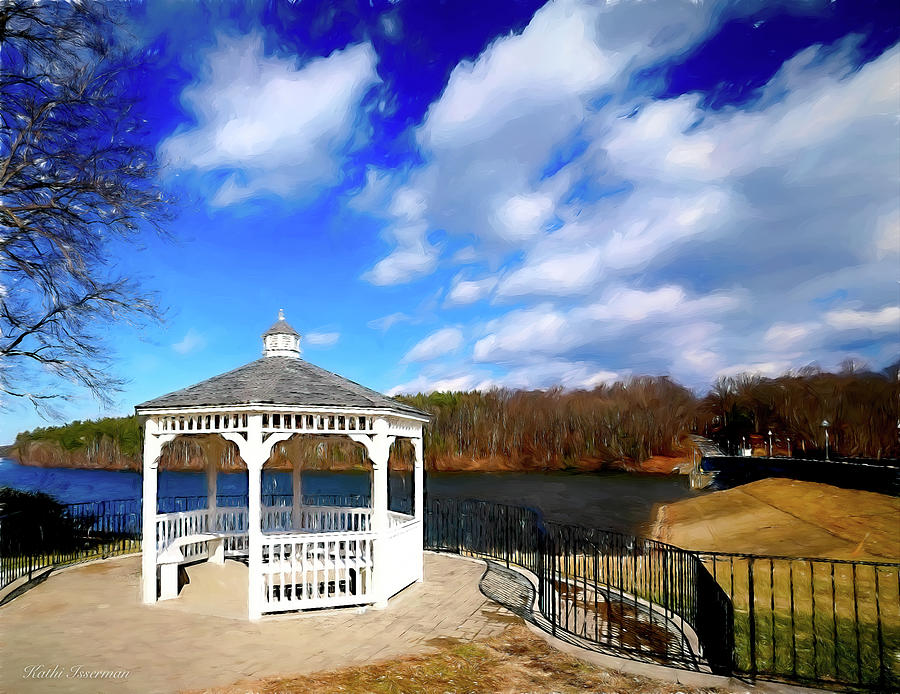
369 420 394 609
229 421 292 621
292 460 302 531
141 420 174 605
412 433 425 583
412 435 424 522
247 456 264 620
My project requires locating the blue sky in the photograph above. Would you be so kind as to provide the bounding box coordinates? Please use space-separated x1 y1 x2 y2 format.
4 0 899 443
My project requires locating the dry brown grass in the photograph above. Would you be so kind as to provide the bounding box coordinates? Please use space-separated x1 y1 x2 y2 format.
187 624 732 694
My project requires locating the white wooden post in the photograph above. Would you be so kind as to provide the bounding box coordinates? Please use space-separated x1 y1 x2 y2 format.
412 433 424 582
224 422 292 620
142 420 174 605
369 419 394 609
247 455 264 620
412 434 424 522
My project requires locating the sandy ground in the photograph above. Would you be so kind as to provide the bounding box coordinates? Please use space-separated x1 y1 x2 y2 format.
651 478 900 560
0 553 517 694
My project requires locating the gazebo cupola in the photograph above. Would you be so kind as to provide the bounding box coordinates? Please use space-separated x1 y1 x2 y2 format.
135 311 430 620
262 309 301 357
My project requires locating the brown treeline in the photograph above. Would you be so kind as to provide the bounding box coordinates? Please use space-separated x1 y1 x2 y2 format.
9 365 899 473
396 365 899 467
396 377 697 470
700 366 899 458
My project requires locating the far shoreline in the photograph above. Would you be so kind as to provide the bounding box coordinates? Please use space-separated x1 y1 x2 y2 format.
3 445 693 477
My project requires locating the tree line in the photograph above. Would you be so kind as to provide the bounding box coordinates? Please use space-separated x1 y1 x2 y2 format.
396 377 697 468
701 364 899 459
9 364 898 470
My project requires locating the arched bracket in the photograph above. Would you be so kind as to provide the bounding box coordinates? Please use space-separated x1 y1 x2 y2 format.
145 433 177 470
221 430 295 469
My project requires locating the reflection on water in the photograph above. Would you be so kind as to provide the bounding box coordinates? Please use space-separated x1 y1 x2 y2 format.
0 459 705 536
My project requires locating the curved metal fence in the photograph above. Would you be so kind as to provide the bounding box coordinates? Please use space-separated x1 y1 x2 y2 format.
424 496 899 690
1 494 897 690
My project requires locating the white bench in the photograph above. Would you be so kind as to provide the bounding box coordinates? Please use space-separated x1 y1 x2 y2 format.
157 533 228 600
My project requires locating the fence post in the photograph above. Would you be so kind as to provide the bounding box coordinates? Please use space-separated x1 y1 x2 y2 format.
748 559 756 679
550 530 556 636
505 506 510 568
662 551 669 616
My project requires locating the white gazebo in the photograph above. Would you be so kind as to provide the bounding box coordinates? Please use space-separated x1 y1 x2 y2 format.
135 312 429 619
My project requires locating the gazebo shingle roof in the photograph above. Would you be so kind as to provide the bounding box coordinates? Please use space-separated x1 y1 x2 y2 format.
262 318 299 337
135 356 428 417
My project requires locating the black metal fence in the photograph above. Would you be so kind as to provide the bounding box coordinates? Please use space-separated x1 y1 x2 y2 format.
2 494 897 690
425 498 731 670
699 551 900 690
424 496 899 690
701 455 900 495
0 494 370 593
1 498 142 593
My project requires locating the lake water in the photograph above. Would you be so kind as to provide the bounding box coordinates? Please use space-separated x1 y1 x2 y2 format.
0 458 706 535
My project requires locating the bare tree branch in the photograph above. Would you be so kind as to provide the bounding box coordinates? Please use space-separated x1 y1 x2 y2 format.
0 0 173 412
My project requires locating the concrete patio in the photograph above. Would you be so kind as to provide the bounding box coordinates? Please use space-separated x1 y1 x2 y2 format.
0 552 517 693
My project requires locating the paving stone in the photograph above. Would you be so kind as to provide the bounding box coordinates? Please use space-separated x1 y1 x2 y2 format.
0 553 515 694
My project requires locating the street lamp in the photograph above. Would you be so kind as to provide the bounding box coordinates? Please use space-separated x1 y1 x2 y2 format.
821 420 830 461
768 430 773 457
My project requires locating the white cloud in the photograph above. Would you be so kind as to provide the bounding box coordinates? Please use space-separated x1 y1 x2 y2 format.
304 332 340 347
402 327 464 363
353 2 898 390
419 0 613 151
716 361 794 380
445 276 498 307
824 306 900 332
367 312 410 332
363 234 439 286
474 285 741 365
496 247 603 298
764 322 818 349
492 194 555 242
160 35 379 206
483 361 618 391
582 286 740 323
172 329 206 355
873 209 900 259
387 373 481 396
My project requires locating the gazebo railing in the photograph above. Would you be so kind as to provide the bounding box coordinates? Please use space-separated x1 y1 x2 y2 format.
380 516 423 599
157 493 369 513
155 497 379 560
261 529 376 612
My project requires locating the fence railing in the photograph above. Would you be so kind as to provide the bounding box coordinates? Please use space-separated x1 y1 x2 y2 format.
699 551 900 690
1 498 142 594
2 494 897 690
0 494 369 594
424 496 899 690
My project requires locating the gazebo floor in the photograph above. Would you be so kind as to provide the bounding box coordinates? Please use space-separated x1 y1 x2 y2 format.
158 559 251 621
0 553 516 694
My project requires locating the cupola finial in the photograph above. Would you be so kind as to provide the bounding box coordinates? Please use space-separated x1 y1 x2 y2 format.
262 310 301 358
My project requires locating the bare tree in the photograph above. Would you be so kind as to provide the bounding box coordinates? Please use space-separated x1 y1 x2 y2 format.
0 1 171 409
